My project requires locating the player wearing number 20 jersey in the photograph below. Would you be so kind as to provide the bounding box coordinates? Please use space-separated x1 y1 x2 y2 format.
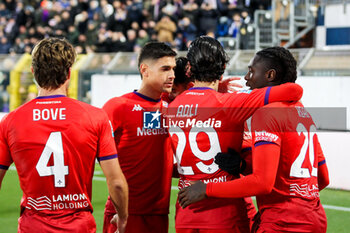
252 102 327 232
203 47 329 232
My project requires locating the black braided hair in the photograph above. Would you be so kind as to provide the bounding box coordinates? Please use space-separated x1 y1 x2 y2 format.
187 36 229 82
174 56 193 85
255 46 297 83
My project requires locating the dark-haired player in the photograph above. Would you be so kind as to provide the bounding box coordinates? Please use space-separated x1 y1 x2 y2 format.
162 56 194 103
0 38 128 232
170 57 194 101
178 47 329 233
102 42 176 233
169 37 303 233
163 56 243 103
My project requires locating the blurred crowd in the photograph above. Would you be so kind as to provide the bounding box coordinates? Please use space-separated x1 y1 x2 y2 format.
0 0 270 54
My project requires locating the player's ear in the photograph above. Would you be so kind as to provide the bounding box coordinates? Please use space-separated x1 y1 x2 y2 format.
266 69 276 82
187 81 194 89
67 68 71 80
140 63 148 78
185 62 191 78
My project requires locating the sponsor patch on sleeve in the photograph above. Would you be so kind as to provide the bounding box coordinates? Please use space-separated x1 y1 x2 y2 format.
254 130 279 143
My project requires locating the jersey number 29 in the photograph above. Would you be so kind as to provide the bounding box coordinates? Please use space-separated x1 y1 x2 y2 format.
170 126 221 175
36 132 68 187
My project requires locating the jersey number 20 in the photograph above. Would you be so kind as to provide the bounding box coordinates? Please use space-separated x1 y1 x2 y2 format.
290 123 317 178
36 132 68 187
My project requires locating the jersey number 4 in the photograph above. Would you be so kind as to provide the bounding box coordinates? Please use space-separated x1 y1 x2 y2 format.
290 123 317 178
36 132 68 187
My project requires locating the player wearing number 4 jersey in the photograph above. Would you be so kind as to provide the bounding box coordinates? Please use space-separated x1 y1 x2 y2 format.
169 37 303 233
179 47 329 233
0 38 128 233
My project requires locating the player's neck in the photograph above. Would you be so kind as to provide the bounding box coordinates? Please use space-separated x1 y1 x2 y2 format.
137 86 161 101
193 80 219 91
37 86 68 97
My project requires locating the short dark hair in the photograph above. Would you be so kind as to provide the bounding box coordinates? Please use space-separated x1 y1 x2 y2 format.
255 46 297 83
187 36 229 82
32 37 76 90
138 42 177 69
174 56 193 85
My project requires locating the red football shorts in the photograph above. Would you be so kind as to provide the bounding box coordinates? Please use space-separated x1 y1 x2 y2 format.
103 213 168 233
18 209 96 233
244 197 257 230
251 199 327 233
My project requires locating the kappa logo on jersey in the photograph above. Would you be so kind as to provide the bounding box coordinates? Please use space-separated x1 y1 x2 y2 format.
162 101 168 108
132 104 144 111
143 110 161 129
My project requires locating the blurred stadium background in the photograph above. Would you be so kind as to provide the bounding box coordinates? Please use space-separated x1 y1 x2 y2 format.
0 0 350 232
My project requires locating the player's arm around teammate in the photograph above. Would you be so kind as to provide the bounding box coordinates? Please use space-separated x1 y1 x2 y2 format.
178 46 329 233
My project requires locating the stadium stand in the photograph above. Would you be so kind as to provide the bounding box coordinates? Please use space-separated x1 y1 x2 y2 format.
0 0 271 54
0 0 350 110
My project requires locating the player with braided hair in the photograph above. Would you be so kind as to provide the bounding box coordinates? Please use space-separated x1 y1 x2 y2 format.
168 37 304 233
178 46 329 233
247 46 297 88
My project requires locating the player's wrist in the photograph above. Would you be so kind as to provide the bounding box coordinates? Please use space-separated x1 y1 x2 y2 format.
205 182 212 197
118 212 128 221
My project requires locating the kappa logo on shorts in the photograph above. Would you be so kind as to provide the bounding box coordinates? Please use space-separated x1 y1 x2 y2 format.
143 110 161 129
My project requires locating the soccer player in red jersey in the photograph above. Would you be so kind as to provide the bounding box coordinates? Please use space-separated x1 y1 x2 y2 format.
162 56 194 103
102 42 177 233
168 37 303 233
0 38 128 233
178 46 329 233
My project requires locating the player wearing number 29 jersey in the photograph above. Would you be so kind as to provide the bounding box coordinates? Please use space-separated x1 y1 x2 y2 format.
169 85 302 231
169 37 303 233
0 38 128 233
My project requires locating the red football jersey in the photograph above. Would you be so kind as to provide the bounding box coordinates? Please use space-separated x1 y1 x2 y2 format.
0 95 117 216
251 101 326 204
103 91 173 215
168 84 301 229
